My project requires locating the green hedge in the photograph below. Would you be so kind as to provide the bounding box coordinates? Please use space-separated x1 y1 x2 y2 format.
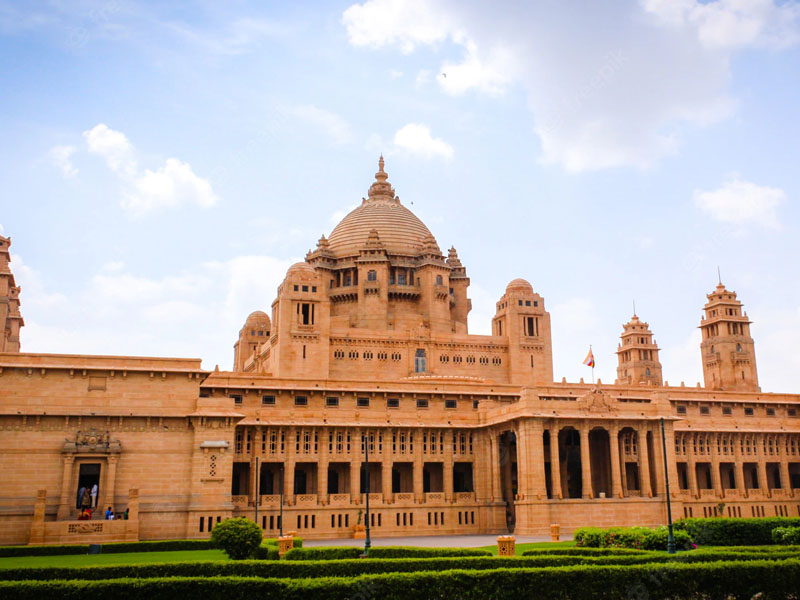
574 526 693 551
0 539 215 558
263 537 303 548
366 546 492 559
4 550 800 582
675 517 800 546
522 547 647 556
772 527 800 545
253 545 280 560
1 560 799 600
282 547 362 561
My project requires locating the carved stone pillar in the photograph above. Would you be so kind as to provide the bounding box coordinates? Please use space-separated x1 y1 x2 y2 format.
382 427 393 503
413 428 424 503
608 424 623 499
549 425 562 499
756 434 770 498
104 454 120 511
285 426 296 506
350 427 361 504
57 454 76 520
580 424 594 499
687 433 699 499
444 430 454 502
709 433 723 498
733 433 747 497
318 427 329 505
779 435 793 497
638 425 652 498
490 430 502 502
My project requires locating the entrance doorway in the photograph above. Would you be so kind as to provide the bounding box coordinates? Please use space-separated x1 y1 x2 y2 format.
76 463 101 509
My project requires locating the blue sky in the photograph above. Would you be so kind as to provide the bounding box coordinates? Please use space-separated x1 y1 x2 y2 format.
1 0 799 391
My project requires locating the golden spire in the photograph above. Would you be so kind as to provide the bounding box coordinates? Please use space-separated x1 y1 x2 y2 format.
367 155 396 202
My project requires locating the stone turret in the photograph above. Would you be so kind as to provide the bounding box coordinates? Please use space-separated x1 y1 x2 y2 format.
0 235 23 352
615 314 662 386
700 282 759 392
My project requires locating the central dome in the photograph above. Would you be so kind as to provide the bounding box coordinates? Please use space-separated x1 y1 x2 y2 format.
327 158 436 257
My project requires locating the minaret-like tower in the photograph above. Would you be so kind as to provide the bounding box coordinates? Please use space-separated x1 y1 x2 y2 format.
0 235 23 352
615 314 662 386
700 282 759 391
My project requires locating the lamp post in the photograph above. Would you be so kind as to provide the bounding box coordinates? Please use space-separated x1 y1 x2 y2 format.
363 431 372 556
254 456 259 529
279 464 284 537
660 417 676 554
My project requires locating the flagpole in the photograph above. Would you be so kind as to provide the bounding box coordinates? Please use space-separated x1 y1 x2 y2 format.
591 344 595 384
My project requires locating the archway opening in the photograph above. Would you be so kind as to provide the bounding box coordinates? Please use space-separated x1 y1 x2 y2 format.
589 428 611 498
558 427 582 499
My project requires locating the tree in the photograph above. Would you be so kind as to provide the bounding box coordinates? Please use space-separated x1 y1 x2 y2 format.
210 517 263 560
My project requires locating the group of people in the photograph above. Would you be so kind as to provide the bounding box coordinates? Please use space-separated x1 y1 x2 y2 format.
75 482 128 520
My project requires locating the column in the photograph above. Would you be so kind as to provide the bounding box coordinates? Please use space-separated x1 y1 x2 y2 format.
382 428 393 503
779 435 793 497
549 425 562 499
580 424 594 499
531 420 547 499
318 427 329 505
57 454 75 519
444 430 454 502
285 426 296 506
733 432 747 498
413 428 424 503
650 424 665 498
490 430 502 502
609 424 623 499
515 424 529 500
105 454 119 511
709 433 723 498
663 421 681 499
638 425 652 498
619 431 628 497
249 429 258 506
350 427 361 504
756 434 770 498
687 433 699 499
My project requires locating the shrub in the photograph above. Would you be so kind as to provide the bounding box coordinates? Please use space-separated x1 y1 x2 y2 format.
522 547 647 556
772 527 800 545
0 560 798 599
0 539 216 558
575 526 693 551
209 518 263 560
366 546 492 559
282 547 362 561
674 517 800 546
253 544 280 560
263 537 303 548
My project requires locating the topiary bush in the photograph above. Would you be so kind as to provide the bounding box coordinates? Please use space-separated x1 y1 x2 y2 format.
210 517 263 560
574 525 693 551
772 526 800 545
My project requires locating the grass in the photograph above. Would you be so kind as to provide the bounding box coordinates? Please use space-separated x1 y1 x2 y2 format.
0 549 228 569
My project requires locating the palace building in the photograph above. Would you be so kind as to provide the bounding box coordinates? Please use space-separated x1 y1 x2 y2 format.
1 158 799 545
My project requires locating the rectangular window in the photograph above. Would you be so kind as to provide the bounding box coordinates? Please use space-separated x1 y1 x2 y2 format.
231 395 243 405
262 395 276 406
744 407 754 416
766 407 775 416
789 408 797 417
357 397 370 408
722 406 732 416
473 400 479 409
700 406 710 415
302 285 308 292
295 396 308 406
387 398 400 408
326 397 339 407
445 399 457 409
416 399 429 409
676 405 686 415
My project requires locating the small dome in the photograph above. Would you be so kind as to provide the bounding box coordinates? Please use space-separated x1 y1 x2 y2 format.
506 278 533 295
287 262 316 276
246 310 270 324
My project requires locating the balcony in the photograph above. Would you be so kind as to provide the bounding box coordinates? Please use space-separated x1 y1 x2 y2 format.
699 489 716 498
455 492 476 503
231 495 248 508
259 495 281 507
362 493 383 504
425 492 444 503
329 494 351 506
394 492 414 503
388 283 420 299
295 494 318 507
329 286 358 302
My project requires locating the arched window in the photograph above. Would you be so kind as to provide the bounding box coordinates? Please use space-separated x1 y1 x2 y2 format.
414 349 427 373
435 275 443 285
367 270 377 281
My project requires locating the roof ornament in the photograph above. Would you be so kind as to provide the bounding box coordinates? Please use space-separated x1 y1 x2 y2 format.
367 155 396 203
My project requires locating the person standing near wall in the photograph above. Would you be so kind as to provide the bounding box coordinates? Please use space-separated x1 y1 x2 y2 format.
90 484 98 508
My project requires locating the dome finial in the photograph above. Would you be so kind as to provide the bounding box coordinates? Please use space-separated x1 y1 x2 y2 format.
368 155 394 200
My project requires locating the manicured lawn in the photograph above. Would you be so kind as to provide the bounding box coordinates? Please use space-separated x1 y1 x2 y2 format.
0 549 228 569
478 540 577 555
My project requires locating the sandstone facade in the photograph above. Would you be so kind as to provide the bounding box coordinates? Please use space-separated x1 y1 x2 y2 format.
0 159 798 545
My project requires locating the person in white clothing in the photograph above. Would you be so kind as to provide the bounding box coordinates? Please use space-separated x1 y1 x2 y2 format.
90 484 98 508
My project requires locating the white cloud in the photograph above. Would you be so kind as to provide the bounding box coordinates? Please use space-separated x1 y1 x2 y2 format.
15 252 296 370
660 329 704 388
393 123 454 160
288 105 352 144
415 69 432 88
122 158 219 216
694 176 785 228
82 123 219 216
342 0 799 171
83 123 136 177
643 0 800 49
49 145 78 178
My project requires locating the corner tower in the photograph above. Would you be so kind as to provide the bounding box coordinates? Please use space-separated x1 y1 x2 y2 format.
0 235 23 353
700 282 759 392
233 311 271 371
615 314 662 386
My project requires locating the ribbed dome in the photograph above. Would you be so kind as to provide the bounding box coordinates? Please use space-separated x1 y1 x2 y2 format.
506 278 533 295
327 157 436 257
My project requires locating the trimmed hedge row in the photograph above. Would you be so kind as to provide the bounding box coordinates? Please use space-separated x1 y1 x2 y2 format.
263 537 303 548
522 547 648 556
674 517 800 546
367 546 492 559
283 547 362 561
0 539 216 558
574 526 693 551
3 549 800 582
1 560 799 600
